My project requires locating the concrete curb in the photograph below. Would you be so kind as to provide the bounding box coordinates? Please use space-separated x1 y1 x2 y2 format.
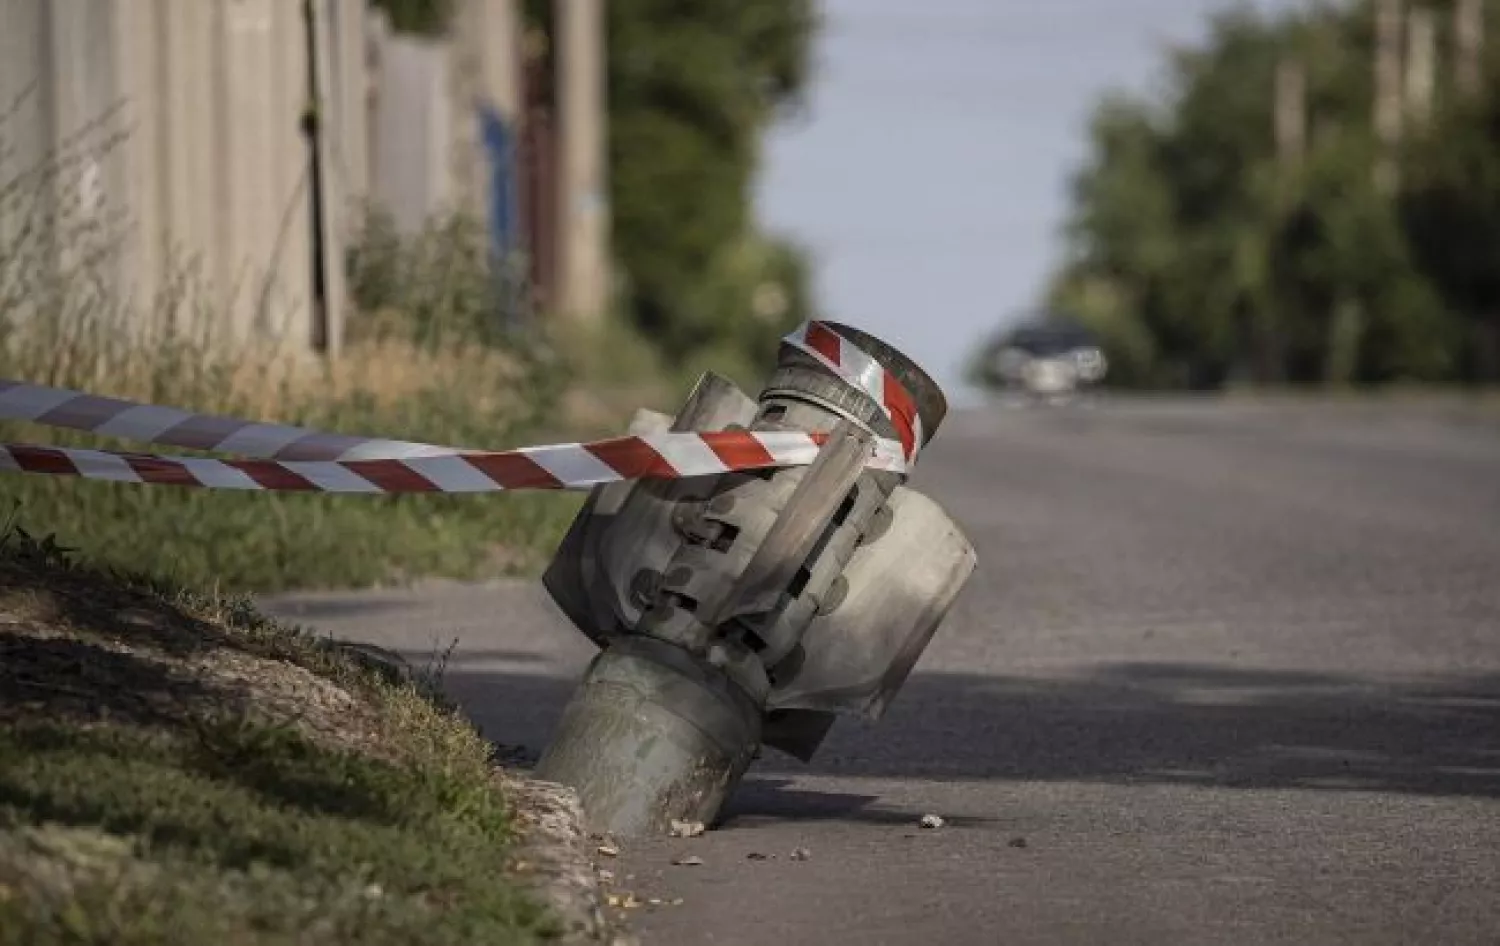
321 639 632 943
494 770 636 945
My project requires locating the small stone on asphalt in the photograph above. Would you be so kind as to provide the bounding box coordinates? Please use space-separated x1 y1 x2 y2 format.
919 814 946 829
672 855 704 866
747 852 768 860
597 842 620 857
670 819 706 838
791 847 811 861
1008 836 1029 849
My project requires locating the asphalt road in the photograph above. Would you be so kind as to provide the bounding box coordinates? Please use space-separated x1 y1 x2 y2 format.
263 399 1500 946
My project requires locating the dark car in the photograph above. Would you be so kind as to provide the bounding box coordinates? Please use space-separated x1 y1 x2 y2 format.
985 315 1107 401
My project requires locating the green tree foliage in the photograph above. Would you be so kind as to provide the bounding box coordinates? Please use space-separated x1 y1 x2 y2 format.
378 1 820 367
367 0 453 35
604 1 819 360
1037 0 1500 390
525 0 820 361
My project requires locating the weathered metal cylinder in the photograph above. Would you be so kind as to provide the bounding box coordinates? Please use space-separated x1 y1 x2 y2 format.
535 324 956 837
534 635 760 835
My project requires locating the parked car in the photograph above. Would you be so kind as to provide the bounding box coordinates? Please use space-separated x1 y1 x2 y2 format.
986 316 1107 403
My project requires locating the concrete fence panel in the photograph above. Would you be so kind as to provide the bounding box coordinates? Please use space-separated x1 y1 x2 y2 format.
0 0 343 353
368 22 454 236
1 0 536 355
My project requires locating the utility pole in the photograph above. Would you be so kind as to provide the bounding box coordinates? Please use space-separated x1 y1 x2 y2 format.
1373 0 1405 194
1454 0 1497 383
1260 54 1306 387
306 0 348 358
1404 5 1436 129
1318 14 1362 388
1275 56 1307 172
1455 0 1484 98
553 0 610 324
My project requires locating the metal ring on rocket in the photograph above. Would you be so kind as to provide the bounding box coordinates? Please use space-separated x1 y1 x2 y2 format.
778 321 936 463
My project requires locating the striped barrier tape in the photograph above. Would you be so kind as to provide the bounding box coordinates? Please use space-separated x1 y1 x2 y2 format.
0 431 908 494
783 321 923 461
0 376 465 462
0 321 919 495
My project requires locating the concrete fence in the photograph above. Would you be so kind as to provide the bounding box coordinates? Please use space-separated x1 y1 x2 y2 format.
0 0 529 357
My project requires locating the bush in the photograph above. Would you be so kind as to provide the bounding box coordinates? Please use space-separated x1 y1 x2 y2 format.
346 206 538 350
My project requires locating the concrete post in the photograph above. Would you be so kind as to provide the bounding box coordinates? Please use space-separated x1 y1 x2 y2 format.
1403 6 1436 130
552 0 609 323
1373 0 1404 195
307 0 347 357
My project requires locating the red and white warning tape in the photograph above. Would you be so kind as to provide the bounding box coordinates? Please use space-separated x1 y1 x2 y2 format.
0 377 462 462
0 321 920 494
0 431 907 493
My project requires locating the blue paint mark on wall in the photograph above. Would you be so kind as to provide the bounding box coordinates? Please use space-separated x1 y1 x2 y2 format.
479 104 519 258
479 103 529 325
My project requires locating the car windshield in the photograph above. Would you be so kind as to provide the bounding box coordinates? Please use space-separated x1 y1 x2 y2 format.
1005 323 1095 357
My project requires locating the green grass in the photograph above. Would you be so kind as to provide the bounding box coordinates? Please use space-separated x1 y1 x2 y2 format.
0 521 559 945
0 332 585 592
0 198 583 593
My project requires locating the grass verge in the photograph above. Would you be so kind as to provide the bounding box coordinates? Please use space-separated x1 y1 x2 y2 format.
1 179 584 593
0 330 585 593
0 519 560 945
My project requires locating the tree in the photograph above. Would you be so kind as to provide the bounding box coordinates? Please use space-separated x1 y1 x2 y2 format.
1402 95 1500 383
1046 95 1180 387
1028 0 1500 392
382 1 821 366
601 1 819 359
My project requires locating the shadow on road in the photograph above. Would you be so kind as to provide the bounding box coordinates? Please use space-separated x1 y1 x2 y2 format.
417 654 1500 807
797 662 1500 798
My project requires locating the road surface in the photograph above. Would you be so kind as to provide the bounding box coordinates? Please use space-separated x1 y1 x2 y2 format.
263 399 1500 946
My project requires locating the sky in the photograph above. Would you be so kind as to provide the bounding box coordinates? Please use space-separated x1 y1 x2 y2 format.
754 0 1304 404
